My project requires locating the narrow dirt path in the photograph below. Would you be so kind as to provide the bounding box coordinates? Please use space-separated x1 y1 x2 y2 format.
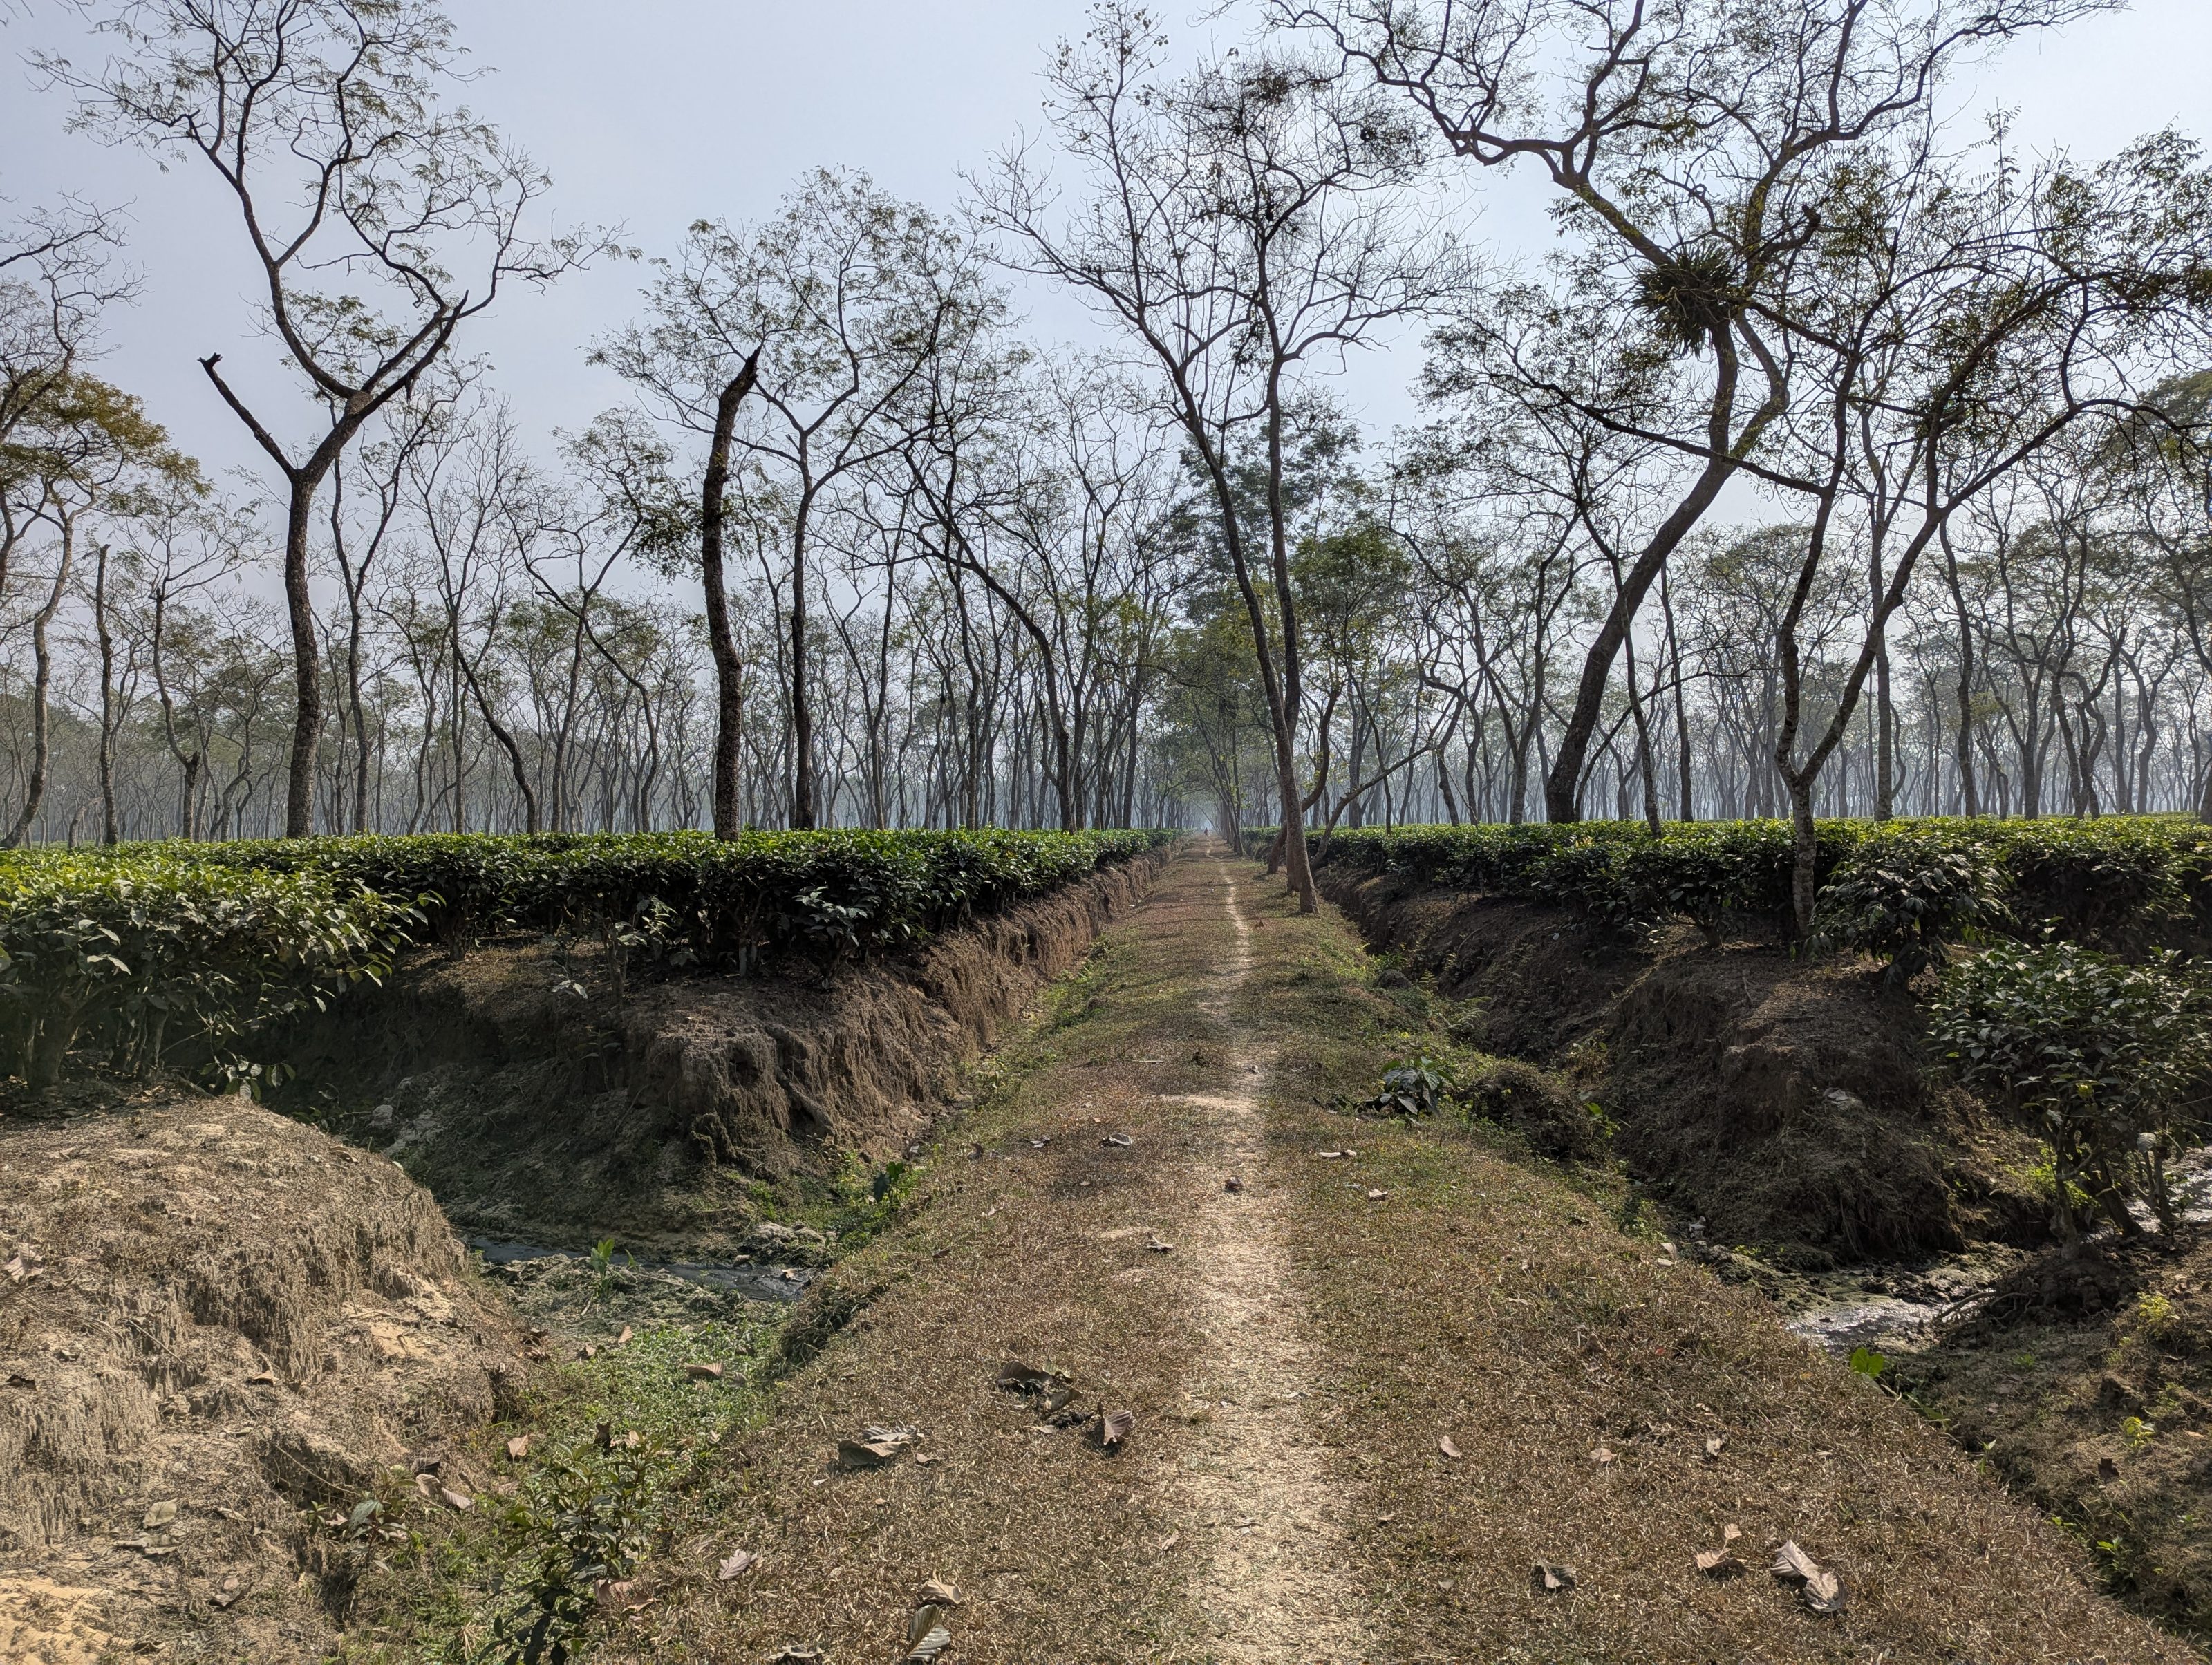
611 847 2191 1665
1170 855 1375 1659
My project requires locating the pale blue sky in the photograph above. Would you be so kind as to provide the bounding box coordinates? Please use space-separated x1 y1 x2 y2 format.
5 0 2209 485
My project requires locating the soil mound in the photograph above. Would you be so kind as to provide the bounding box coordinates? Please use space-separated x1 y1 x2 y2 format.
1322 869 2043 1267
284 854 1167 1256
0 1097 524 1660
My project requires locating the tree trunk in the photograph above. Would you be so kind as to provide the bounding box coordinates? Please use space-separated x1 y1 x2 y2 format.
4 524 75 848
281 476 322 838
700 354 759 838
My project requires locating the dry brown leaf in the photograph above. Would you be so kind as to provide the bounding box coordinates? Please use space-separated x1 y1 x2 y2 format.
1102 1133 1134 1147
245 1371 275 1386
1100 1409 1134 1447
685 1362 724 1380
209 1575 247 1610
916 1579 962 1607
1695 1549 1744 1577
506 1436 530 1460
1588 1446 1614 1465
838 1440 901 1468
1366 1189 1388 1201
1801 1566 1848 1613
1723 1523 1741 1545
1771 1539 1822 1584
1224 1176 1243 1193
1704 1436 1726 1460
905 1623 953 1662
614 1326 633 1346
767 1650 823 1664
716 1548 758 1581
1145 1236 1174 1254
438 1487 472 1512
1438 1436 1461 1459
1531 1563 1577 1592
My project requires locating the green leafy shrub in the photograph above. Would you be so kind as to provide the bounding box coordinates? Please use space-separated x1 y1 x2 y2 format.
1301 814 2212 963
1929 941 2212 1236
0 827 1175 1088
1811 826 2012 984
0 852 411 1089
1365 1055 1454 1118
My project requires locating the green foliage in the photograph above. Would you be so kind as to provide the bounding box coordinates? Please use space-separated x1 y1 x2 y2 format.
0 828 1173 1087
1848 1345 1888 1381
1304 815 2212 967
0 850 411 1089
1366 1055 1454 1118
1810 826 2011 984
1930 941 2212 1236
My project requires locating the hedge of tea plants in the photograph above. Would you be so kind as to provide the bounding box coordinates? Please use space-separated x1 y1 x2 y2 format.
0 827 1175 1087
1269 815 2212 957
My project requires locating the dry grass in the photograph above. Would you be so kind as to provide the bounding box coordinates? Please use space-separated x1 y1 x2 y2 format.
534 849 2190 1665
0 1093 524 1662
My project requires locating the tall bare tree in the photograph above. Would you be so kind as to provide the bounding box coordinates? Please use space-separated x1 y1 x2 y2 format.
46 0 601 835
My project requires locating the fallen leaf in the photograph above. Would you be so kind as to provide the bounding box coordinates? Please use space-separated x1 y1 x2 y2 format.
578 1344 597 1360
1772 1540 1822 1584
685 1362 724 1381
209 1574 248 1610
1100 1409 1134 1448
716 1548 758 1581
144 1501 177 1529
916 1579 962 1607
1531 1562 1577 1592
1102 1133 1134 1147
1367 1189 1389 1201
1224 1176 1243 1193
997 1360 1071 1398
1723 1523 1741 1545
615 1326 634 1346
1696 1549 1745 1577
3 1249 45 1285
1704 1436 1726 1460
1588 1446 1614 1465
905 1606 953 1662
1802 1568 1849 1615
245 1371 275 1386
1145 1236 1174 1254
438 1487 472 1512
1157 1530 1179 1550
767 1650 823 1664
506 1436 530 1460
839 1439 903 1468
3 1372 35 1389
913 1451 935 1465
1438 1436 1461 1459
1315 1150 1346 1159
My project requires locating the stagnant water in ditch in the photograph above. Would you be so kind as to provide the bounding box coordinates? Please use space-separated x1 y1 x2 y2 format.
1779 1143 2212 1358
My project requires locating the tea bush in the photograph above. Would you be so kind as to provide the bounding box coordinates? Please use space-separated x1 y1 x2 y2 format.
1929 941 2212 1235
1288 815 2212 964
0 827 1175 1087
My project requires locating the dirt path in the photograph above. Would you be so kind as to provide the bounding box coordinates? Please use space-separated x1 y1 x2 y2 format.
603 849 2191 1665
1172 858 1375 1659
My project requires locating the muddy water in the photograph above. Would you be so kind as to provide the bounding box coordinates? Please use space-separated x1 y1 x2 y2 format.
1782 1142 2212 1358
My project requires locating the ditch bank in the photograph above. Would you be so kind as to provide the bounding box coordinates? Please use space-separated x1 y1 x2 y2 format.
280 847 1172 1258
1315 868 2049 1270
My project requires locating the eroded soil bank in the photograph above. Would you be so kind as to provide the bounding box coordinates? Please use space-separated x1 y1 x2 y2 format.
281 851 1168 1258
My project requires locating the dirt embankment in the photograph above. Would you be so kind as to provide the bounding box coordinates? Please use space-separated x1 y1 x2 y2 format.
1318 869 2047 1268
281 852 1170 1255
0 1095 525 1662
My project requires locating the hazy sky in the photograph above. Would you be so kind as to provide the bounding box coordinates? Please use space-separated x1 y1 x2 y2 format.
5 0 2209 489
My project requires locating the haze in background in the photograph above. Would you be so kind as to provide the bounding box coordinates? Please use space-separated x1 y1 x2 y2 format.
3 0 2207 484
